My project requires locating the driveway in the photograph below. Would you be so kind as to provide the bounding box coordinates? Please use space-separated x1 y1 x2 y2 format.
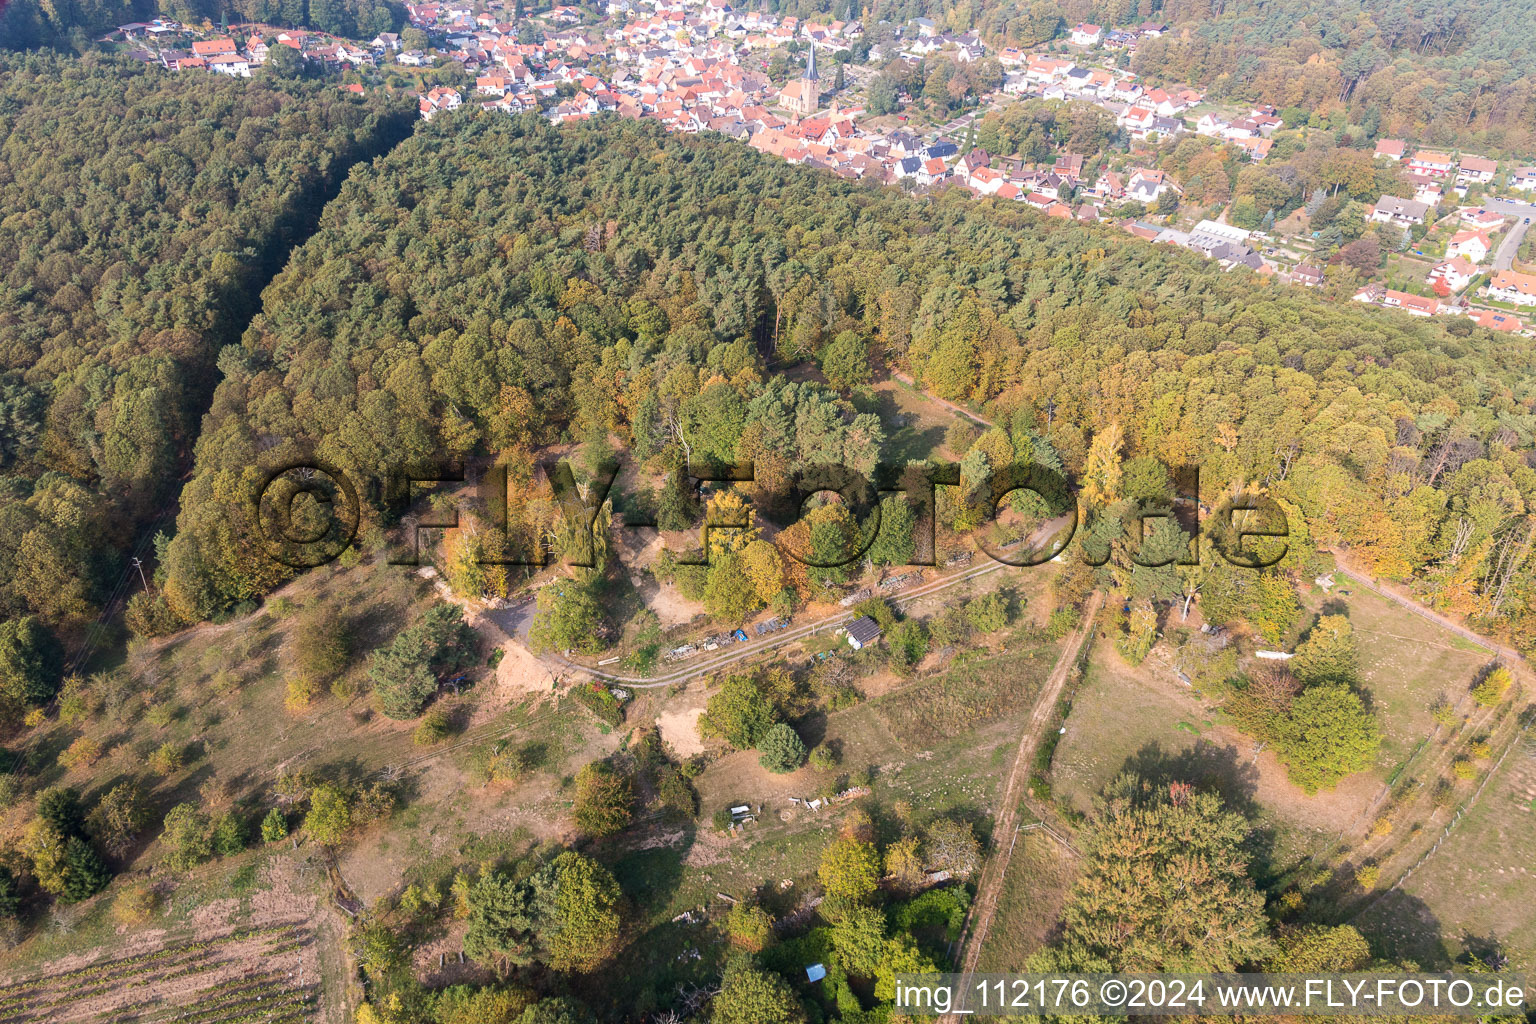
1478 196 1535 270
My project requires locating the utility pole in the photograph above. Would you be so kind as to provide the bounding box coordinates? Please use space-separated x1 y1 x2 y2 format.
131 557 149 593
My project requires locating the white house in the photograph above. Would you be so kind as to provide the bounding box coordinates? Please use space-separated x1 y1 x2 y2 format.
1446 229 1492 263
1428 256 1475 292
1370 195 1430 226
1455 155 1497 188
1408 150 1455 179
1070 22 1103 45
1488 270 1536 307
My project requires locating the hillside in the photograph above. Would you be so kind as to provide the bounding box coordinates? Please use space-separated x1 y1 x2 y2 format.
162 111 1536 646
0 53 413 666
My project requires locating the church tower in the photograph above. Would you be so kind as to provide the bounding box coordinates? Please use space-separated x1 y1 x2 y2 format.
802 44 820 112
781 43 821 116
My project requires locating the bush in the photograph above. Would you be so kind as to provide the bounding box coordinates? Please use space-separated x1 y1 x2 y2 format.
570 682 624 728
757 723 807 774
725 903 775 952
294 605 351 681
572 761 634 838
885 619 928 673
285 674 321 713
124 593 185 638
965 592 1009 633
113 882 158 926
261 807 289 843
87 781 149 856
1451 757 1477 780
466 741 534 786
700 674 775 749
211 811 246 856
1046 606 1080 639
304 785 353 846
147 742 184 775
1471 667 1512 707
413 707 452 745
58 736 103 770
809 745 839 771
1354 865 1380 889
160 804 213 871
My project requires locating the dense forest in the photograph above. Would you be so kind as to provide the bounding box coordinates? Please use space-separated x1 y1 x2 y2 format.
1130 0 1536 154
0 54 413 674
158 111 1536 652
0 0 404 52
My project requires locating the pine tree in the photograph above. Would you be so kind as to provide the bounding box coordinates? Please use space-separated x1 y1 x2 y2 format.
60 837 111 903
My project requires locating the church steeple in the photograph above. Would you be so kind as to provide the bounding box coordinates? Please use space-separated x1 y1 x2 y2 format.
804 43 818 81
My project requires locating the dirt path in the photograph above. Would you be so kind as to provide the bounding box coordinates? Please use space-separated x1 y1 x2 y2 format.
550 556 1017 687
891 372 995 428
943 591 1103 1010
1328 551 1524 669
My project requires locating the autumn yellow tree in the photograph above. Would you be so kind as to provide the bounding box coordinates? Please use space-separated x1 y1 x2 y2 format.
740 538 787 604
1081 423 1125 507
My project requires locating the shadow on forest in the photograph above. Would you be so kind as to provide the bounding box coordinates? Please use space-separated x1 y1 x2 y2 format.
590 823 714 1020
1344 886 1452 969
1116 740 1262 815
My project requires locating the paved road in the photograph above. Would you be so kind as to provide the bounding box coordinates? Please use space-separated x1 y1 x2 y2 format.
1479 196 1535 270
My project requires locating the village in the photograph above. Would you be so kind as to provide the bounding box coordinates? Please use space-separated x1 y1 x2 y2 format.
110 0 1536 334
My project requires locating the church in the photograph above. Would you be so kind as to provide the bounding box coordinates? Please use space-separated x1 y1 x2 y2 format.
778 44 820 117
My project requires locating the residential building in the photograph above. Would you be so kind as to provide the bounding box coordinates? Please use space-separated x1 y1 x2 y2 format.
1292 264 1323 287
1468 309 1524 332
1408 150 1455 178
1488 270 1536 306
1070 22 1103 45
1126 167 1179 202
1459 207 1506 231
1370 195 1430 226
1428 256 1475 292
1456 155 1497 187
1374 138 1405 160
1447 229 1493 263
